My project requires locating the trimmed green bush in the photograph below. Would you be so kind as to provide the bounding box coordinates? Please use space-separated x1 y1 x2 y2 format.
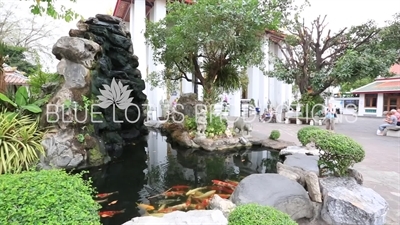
297 126 328 146
228 203 296 225
316 133 365 176
0 169 101 225
269 130 280 140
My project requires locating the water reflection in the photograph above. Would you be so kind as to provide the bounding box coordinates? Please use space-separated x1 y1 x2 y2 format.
86 132 280 225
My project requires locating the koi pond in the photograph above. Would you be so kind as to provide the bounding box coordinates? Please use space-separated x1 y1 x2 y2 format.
83 131 281 225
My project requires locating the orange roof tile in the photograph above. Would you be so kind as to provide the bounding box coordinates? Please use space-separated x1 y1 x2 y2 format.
2 64 29 86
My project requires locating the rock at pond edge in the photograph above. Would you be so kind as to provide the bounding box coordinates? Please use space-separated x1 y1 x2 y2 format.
320 177 388 225
230 173 314 220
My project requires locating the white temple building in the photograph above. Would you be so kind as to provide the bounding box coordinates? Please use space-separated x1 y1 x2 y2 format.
113 0 293 118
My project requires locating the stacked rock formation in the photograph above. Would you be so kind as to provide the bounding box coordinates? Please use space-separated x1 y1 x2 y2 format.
69 14 148 155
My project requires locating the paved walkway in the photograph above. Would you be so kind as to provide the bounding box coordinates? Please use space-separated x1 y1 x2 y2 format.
234 115 400 224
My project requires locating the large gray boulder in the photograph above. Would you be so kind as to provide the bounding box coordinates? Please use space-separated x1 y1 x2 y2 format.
230 174 314 220
123 210 227 225
320 177 388 225
284 153 319 175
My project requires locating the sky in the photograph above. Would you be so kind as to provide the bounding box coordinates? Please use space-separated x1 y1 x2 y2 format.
1 0 399 72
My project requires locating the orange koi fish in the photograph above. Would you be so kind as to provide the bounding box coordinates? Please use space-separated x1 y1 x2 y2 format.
96 191 118 199
212 180 235 190
163 191 185 197
95 198 108 204
137 203 155 211
209 186 233 194
157 203 187 213
225 180 239 186
217 193 231 199
99 209 125 218
171 185 190 191
108 200 118 205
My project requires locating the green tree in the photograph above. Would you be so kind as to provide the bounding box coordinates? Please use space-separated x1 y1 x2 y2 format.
267 15 399 99
380 13 400 62
2 45 36 75
27 0 80 22
340 77 374 93
145 0 296 104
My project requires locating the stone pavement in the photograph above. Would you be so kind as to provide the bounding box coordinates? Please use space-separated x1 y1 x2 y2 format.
229 115 400 224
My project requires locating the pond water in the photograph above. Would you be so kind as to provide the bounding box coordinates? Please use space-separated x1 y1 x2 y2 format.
83 131 281 225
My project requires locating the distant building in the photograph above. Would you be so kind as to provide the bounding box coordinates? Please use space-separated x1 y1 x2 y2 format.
351 64 400 117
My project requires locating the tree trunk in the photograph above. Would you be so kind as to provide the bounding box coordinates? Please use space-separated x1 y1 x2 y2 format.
0 65 6 94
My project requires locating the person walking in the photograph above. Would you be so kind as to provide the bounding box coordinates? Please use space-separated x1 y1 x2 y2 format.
325 103 336 131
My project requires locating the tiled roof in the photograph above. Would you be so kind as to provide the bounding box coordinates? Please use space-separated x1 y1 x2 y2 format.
2 63 29 86
352 78 400 93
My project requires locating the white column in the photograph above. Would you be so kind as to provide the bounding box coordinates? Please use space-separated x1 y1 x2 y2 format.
376 93 384 117
149 0 166 118
358 94 365 116
132 0 148 100
229 90 241 117
247 67 259 101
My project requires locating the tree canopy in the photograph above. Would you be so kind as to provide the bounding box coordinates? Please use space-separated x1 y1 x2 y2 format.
27 0 80 22
267 15 399 97
145 0 297 104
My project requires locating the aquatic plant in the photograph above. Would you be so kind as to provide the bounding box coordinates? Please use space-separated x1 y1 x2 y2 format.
269 130 280 140
0 169 101 224
0 111 45 174
228 203 296 225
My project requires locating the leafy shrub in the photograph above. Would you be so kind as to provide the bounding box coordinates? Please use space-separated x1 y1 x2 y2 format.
269 130 280 140
0 169 101 224
297 126 327 146
0 111 45 174
183 113 227 138
0 86 47 115
28 69 62 95
315 133 365 176
206 113 227 137
184 115 197 131
228 203 296 225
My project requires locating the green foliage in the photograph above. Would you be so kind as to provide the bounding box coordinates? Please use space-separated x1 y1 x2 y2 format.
316 133 365 176
28 68 61 95
1 45 37 75
296 127 365 176
206 113 227 138
183 115 197 131
145 0 295 103
297 126 327 146
269 130 280 140
0 111 45 174
379 13 400 62
0 169 101 224
267 16 399 96
340 77 374 93
28 0 81 22
0 86 46 114
228 203 297 225
299 94 324 117
183 113 227 138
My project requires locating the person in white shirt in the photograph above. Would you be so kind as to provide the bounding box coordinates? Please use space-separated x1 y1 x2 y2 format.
325 103 336 131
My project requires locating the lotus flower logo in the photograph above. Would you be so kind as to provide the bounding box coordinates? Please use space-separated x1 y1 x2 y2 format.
97 78 133 110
